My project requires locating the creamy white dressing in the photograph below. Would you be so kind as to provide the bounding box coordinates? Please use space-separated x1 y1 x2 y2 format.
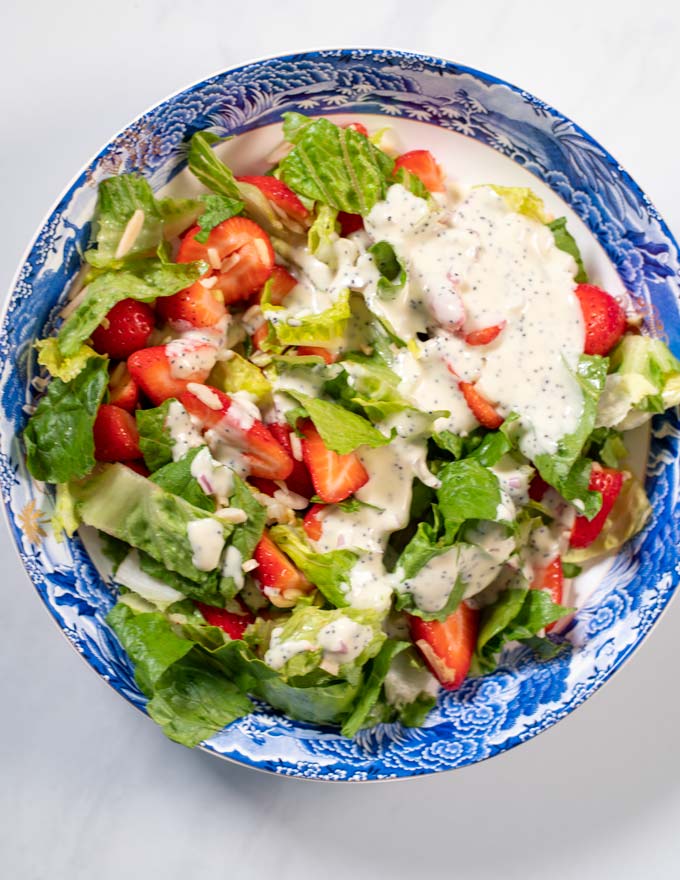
384 650 439 709
190 446 234 504
222 544 244 590
186 518 225 571
264 627 315 670
316 616 373 665
165 337 218 379
165 400 203 461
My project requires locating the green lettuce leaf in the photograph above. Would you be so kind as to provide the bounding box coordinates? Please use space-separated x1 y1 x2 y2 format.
58 258 207 357
208 353 271 402
323 352 413 423
585 426 628 468
486 185 550 223
277 113 394 215
194 193 244 243
308 204 338 259
548 217 588 283
284 389 391 454
369 241 407 300
25 356 109 482
136 399 177 472
341 640 409 738
149 446 216 512
391 166 431 201
437 459 502 536
51 482 80 540
263 288 352 348
269 525 358 607
187 131 242 200
35 337 99 382
223 476 267 597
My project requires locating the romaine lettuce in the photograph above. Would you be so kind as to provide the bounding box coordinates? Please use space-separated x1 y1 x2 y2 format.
208 353 271 402
262 287 352 348
194 193 244 243
136 399 176 472
548 217 588 283
149 446 216 512
486 185 551 223
35 337 98 382
340 639 409 738
284 388 391 454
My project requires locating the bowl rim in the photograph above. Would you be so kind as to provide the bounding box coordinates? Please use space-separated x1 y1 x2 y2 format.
2 46 679 781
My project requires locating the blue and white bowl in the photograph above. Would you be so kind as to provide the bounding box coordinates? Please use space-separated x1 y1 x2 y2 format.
2 49 679 781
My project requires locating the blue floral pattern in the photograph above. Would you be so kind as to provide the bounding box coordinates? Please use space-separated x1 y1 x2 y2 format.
1 49 679 780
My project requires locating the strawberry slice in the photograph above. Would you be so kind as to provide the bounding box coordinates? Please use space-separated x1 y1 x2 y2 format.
296 346 337 364
108 364 139 412
528 473 550 502
253 532 312 606
575 283 626 356
409 602 479 690
299 420 368 503
259 265 297 305
464 323 505 346
268 423 314 498
393 149 445 193
125 460 150 477
156 280 226 329
196 601 254 640
93 404 141 462
180 385 293 481
530 555 564 633
251 323 270 351
236 176 309 222
249 477 278 497
90 299 155 360
459 381 504 429
177 217 275 305
128 342 215 406
570 465 625 548
337 212 364 237
303 503 326 542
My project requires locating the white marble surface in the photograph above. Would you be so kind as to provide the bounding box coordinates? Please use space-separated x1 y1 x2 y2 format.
3 1 680 877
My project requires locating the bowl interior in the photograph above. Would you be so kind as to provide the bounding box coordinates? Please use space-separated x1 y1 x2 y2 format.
2 49 679 781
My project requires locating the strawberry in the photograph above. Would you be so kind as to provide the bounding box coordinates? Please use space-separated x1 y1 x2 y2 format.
570 465 625 548
337 212 364 237
528 473 550 502
303 503 326 542
93 404 141 462
393 150 445 193
409 602 479 690
268 423 314 498
459 381 504 429
297 346 337 364
180 385 293 481
464 323 505 346
530 556 564 633
156 280 226 329
125 460 150 477
260 265 298 305
249 477 278 497
251 322 270 351
196 600 254 640
252 532 312 606
343 121 369 137
177 217 275 305
128 342 214 406
90 299 155 360
108 364 139 412
575 283 626 355
236 176 309 222
299 420 368 503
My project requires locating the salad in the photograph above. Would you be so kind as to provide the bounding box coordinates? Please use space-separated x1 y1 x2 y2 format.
23 114 680 747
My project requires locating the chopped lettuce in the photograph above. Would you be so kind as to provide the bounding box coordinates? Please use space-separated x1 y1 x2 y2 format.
340 639 409 738
284 389 391 454
269 524 358 607
25 356 109 483
35 337 99 382
187 131 242 200
58 258 207 357
150 447 216 512
194 193 244 243
369 241 407 300
262 288 352 348
208 353 271 402
548 217 588 283
596 335 680 430
136 399 177 472
437 459 502 537
486 185 550 223
222 477 267 597
308 204 339 261
277 113 394 215
51 482 80 540
323 353 413 423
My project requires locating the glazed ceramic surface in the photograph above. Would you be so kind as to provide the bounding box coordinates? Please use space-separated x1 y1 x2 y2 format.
2 49 679 781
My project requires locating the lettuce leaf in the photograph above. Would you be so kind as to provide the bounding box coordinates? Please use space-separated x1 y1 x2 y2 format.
308 204 339 259
51 482 80 540
149 446 216 512
369 241 407 300
136 399 176 472
437 459 502 537
284 389 391 454
277 114 394 215
35 337 99 382
187 131 242 200
208 353 271 402
194 193 244 243
269 524 358 607
25 355 109 482
486 185 550 223
548 217 587 283
341 639 409 738
323 353 413 423
262 288 352 348
58 258 207 357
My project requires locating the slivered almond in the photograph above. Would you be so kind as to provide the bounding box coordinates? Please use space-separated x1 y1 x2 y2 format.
207 247 222 270
199 276 218 289
115 209 145 259
289 433 303 462
215 507 248 524
242 559 259 573
220 252 241 273
253 238 270 263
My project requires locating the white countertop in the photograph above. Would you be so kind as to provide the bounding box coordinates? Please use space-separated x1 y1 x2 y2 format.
3 1 680 877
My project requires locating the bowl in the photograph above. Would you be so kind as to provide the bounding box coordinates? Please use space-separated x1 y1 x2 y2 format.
2 49 679 782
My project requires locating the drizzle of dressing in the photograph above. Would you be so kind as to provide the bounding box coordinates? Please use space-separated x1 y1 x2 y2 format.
165 400 203 461
186 518 225 571
190 446 234 504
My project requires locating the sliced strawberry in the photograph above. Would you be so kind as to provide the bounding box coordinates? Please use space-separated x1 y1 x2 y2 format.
125 460 150 477
236 176 309 222
180 385 293 481
260 265 297 305
409 603 479 690
177 217 275 305
250 477 278 497
393 149 445 193
297 346 337 364
251 322 270 351
108 364 139 412
343 121 369 137
459 381 504 430
303 504 326 542
299 420 368 504
93 404 141 462
570 465 625 548
575 283 626 356
337 212 364 237
464 323 505 346
268 423 314 498
156 280 226 329
196 600 254 640
90 299 155 360
530 555 564 633
528 473 550 502
253 532 312 606
128 342 214 406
